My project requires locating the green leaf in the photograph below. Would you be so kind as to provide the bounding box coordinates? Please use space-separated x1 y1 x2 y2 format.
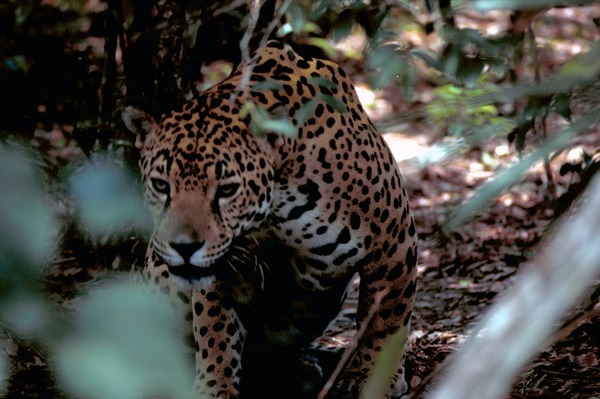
321 94 347 114
360 325 408 399
410 49 439 69
332 9 354 42
70 158 151 238
248 103 297 137
367 45 408 88
308 76 337 89
368 44 398 69
549 42 600 91
286 4 306 35
305 37 337 59
552 93 572 121
252 78 282 91
261 119 297 137
0 148 58 276
55 281 194 399
296 99 318 127
3 55 30 72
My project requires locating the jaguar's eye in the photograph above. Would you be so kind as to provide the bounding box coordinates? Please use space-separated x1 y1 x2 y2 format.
216 183 240 199
151 178 170 195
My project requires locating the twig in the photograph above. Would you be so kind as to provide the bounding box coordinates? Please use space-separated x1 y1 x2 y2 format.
317 288 390 399
214 0 248 17
527 21 556 198
229 0 292 106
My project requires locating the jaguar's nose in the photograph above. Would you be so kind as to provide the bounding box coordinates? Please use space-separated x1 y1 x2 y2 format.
170 241 205 264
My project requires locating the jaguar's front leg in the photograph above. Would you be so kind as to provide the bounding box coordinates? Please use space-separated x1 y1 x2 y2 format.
191 279 247 399
339 236 418 398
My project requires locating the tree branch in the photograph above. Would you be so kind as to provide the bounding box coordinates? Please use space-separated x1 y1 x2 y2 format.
428 175 600 399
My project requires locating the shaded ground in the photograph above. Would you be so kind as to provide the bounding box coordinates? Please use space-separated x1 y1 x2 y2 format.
400 133 600 398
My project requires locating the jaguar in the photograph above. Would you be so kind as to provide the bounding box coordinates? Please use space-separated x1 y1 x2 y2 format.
123 40 417 398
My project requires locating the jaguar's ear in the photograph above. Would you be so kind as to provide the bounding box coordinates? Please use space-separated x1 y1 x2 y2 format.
122 106 159 149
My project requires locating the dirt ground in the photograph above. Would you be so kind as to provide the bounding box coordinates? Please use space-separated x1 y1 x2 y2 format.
392 130 600 398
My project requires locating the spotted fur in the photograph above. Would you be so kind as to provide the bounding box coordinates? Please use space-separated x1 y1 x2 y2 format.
124 40 417 398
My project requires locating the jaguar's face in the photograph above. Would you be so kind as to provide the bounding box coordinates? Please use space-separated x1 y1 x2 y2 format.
139 100 275 277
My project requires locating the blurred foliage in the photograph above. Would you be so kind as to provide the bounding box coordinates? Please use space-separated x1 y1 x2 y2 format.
2 0 600 397
0 144 184 398
360 325 408 399
69 157 151 241
0 145 59 342
55 281 193 399
426 85 516 140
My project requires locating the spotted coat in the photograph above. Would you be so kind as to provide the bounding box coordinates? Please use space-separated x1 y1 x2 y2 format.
124 40 417 398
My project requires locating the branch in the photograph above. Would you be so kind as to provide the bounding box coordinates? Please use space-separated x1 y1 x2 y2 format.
428 174 600 399
317 288 389 399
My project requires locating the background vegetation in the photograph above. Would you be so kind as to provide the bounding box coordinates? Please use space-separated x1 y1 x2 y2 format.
1 0 599 398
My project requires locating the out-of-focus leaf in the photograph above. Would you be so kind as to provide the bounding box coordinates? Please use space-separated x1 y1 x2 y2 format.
522 95 551 121
321 94 346 114
296 99 318 127
508 119 534 154
360 325 408 399
309 0 336 20
121 0 135 27
426 85 516 141
367 44 412 89
439 43 461 77
457 56 485 82
247 103 297 137
332 9 354 41
305 37 336 59
70 158 151 238
55 281 194 399
286 4 306 35
482 151 500 170
2 294 52 338
2 55 29 72
555 42 600 87
308 76 337 89
553 93 572 121
424 0 435 12
296 93 346 127
0 148 58 278
414 115 515 167
441 25 492 50
261 119 297 137
410 49 439 69
252 78 282 91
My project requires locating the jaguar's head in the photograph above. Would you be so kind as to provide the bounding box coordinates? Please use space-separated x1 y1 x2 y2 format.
123 98 275 279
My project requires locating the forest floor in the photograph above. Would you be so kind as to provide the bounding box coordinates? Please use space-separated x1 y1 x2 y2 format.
4 7 600 399
384 128 600 399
